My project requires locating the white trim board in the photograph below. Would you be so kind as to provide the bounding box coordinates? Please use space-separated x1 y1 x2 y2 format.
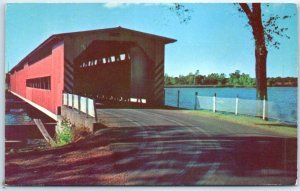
9 90 58 121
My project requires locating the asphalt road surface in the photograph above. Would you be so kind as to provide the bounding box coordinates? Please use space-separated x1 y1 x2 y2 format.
5 109 297 186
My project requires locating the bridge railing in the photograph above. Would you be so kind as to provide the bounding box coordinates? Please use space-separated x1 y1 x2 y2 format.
62 93 97 120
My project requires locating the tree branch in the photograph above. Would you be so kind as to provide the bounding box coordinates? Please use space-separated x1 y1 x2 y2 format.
252 3 262 18
239 3 252 20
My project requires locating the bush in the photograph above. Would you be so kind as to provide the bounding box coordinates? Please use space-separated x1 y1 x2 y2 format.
52 118 91 147
53 118 73 147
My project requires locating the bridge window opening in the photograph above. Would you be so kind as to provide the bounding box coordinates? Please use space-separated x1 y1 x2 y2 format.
111 56 115 62
94 60 97 65
107 57 111 63
41 78 46 89
37 78 41 88
120 53 126 61
41 79 44 88
46 77 50 89
26 76 51 90
102 58 106 64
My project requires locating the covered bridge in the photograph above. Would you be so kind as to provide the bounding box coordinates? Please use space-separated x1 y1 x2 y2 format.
8 27 176 119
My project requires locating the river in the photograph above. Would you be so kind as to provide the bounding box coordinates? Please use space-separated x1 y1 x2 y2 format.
5 91 55 125
165 87 297 124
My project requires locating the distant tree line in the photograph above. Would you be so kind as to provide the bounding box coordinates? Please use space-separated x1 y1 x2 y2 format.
165 70 297 87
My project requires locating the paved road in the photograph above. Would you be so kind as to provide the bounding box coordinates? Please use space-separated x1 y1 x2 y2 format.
5 109 297 186
95 109 297 185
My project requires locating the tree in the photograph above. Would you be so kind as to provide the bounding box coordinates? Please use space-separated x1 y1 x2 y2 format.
238 3 268 100
186 72 195 85
218 73 227 85
239 73 255 86
195 74 205 85
236 3 292 100
194 70 199 85
164 73 173 85
229 70 241 86
227 70 256 87
170 3 292 101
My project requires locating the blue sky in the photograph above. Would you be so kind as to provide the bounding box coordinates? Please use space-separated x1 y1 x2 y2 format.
5 3 298 77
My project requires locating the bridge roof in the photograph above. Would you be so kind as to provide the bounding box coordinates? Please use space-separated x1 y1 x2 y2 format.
9 27 176 73
56 26 177 43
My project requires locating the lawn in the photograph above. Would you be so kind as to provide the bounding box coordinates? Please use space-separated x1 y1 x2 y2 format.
182 109 297 137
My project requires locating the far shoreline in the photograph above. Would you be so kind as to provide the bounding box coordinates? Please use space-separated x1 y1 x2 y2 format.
164 85 298 88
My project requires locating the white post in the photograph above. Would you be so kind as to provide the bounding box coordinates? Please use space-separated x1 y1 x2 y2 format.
262 96 266 120
235 95 239 115
213 93 216 112
72 94 74 109
86 97 89 117
66 93 69 106
78 95 81 113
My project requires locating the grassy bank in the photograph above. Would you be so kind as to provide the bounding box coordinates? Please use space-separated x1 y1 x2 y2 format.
182 110 297 137
165 85 297 88
165 85 254 88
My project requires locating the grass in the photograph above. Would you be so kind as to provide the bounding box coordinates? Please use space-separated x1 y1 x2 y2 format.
182 109 297 137
52 118 73 147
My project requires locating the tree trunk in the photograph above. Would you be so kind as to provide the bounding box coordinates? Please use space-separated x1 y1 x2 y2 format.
254 39 268 117
240 3 268 101
251 3 268 117
254 37 268 101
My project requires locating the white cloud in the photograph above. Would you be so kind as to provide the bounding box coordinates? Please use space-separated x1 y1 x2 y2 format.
103 3 125 9
102 2 172 9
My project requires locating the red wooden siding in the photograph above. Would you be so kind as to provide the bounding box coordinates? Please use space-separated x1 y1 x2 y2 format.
10 42 64 114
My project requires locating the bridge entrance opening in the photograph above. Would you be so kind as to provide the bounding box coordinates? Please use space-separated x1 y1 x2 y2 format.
73 40 149 108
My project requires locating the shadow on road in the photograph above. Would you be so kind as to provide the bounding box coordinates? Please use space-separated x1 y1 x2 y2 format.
5 125 297 186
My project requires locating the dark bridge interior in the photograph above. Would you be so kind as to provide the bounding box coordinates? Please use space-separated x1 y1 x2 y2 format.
74 41 136 106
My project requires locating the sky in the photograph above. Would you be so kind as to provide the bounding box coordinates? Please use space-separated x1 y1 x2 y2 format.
5 3 298 78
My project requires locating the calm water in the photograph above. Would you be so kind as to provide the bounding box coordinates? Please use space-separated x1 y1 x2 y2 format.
5 96 55 125
165 87 297 123
5 109 34 125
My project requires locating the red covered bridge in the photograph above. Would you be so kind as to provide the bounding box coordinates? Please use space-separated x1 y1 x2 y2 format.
8 27 176 120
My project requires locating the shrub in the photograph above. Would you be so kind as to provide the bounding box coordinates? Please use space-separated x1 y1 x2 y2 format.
53 118 73 147
52 118 91 147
